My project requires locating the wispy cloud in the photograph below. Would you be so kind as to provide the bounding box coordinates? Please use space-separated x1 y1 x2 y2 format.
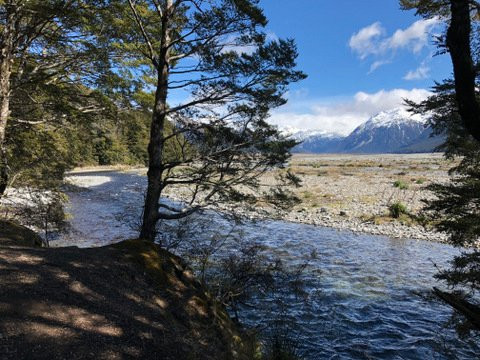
369 60 391 74
403 62 430 80
269 88 432 134
349 18 440 72
349 22 385 60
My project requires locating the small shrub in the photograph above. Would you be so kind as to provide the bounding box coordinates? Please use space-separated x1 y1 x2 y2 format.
415 178 425 185
302 191 313 199
389 202 408 218
393 180 409 190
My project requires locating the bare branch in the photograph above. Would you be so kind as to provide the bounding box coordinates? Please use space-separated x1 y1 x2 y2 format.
151 0 164 18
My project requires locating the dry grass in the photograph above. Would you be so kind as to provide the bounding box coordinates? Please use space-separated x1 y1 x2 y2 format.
281 153 453 223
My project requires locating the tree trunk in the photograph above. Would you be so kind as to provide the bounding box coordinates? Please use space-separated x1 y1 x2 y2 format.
0 3 16 196
0 75 11 196
139 0 172 241
447 0 480 142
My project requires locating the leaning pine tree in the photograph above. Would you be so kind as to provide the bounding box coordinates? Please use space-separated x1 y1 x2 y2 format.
100 0 306 241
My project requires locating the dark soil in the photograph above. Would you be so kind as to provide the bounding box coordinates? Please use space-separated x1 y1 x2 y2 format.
0 231 251 359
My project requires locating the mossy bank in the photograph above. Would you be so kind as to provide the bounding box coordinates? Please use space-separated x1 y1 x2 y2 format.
0 221 257 359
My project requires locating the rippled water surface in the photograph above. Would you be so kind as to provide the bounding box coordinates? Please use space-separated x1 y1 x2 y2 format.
61 171 479 359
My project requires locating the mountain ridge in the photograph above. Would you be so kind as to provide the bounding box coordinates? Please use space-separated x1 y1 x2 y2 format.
289 108 442 154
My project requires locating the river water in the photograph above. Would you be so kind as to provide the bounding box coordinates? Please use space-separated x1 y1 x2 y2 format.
60 170 479 359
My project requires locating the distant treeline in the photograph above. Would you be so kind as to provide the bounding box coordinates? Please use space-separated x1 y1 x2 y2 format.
6 77 154 188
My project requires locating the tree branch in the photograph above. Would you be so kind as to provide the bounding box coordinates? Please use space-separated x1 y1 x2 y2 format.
157 205 201 220
127 0 158 66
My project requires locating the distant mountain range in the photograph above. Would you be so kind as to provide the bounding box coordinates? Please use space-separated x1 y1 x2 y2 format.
289 108 444 154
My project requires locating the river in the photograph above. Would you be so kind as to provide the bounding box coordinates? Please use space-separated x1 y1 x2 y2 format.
59 170 479 359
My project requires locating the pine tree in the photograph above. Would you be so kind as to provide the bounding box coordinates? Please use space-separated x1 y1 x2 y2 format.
99 0 306 241
0 0 109 194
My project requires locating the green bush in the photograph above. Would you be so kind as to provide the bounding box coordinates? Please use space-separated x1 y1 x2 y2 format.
393 180 409 190
389 202 408 218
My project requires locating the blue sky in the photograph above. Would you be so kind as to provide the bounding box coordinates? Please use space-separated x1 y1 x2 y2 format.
259 0 452 134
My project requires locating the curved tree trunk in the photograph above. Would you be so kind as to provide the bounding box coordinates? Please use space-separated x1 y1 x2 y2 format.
139 0 172 241
447 0 480 142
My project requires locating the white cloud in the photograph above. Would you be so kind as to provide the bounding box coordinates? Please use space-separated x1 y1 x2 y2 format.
404 63 430 80
388 18 439 53
269 88 432 135
369 60 391 73
349 22 385 60
349 17 441 73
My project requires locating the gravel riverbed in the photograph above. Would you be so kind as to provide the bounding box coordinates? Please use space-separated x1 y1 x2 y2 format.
162 153 455 243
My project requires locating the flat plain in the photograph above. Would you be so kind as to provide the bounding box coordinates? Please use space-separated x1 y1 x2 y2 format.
276 153 454 241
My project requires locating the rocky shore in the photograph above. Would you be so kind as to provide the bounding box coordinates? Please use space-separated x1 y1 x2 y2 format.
165 195 448 243
65 153 461 245
163 153 454 244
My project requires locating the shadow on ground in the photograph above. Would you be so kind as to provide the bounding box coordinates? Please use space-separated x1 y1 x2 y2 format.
0 237 250 359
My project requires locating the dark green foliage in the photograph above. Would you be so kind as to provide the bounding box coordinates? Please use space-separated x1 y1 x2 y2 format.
389 202 408 218
8 107 154 177
393 180 409 190
7 125 75 188
436 251 480 293
5 69 157 188
400 0 451 18
402 0 480 334
425 153 480 248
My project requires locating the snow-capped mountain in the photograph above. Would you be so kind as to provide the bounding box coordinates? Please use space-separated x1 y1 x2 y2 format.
339 108 429 153
281 127 332 140
290 108 441 154
292 131 344 153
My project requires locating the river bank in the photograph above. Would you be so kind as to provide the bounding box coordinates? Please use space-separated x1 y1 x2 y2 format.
65 153 454 244
0 222 254 359
155 153 454 244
